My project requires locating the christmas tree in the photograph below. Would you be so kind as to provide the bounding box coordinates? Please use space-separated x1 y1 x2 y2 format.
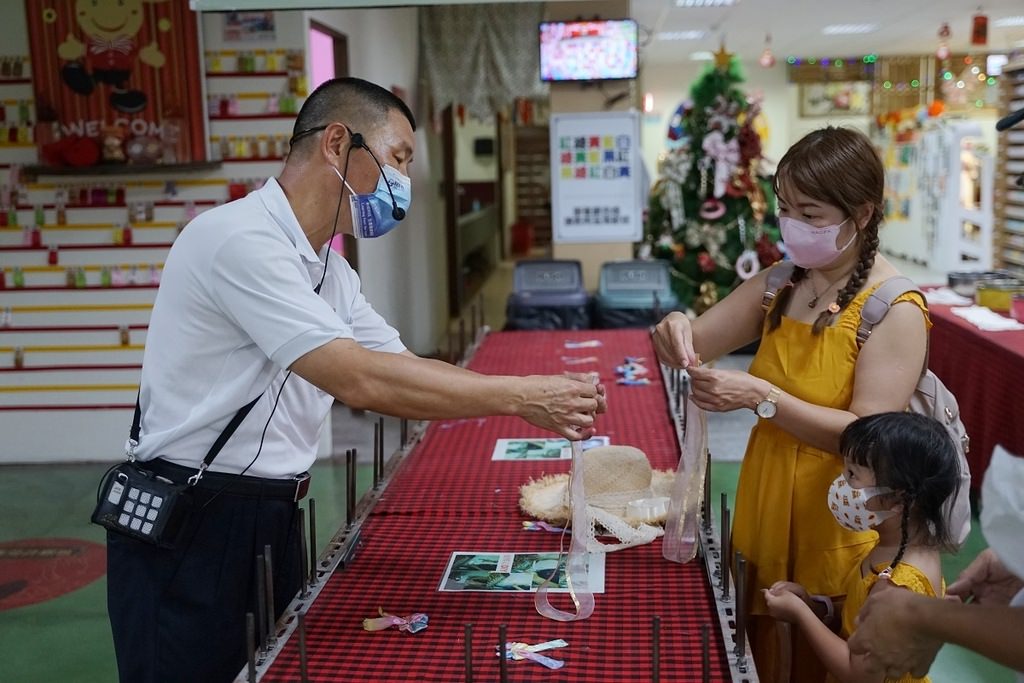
641 47 782 314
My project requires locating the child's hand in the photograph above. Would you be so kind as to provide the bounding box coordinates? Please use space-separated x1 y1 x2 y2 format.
763 583 812 623
770 581 811 603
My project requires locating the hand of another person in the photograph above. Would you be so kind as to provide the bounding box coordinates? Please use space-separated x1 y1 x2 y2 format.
686 366 767 413
947 548 1024 606
562 372 608 414
517 375 601 440
763 582 813 623
652 312 698 369
849 576 940 679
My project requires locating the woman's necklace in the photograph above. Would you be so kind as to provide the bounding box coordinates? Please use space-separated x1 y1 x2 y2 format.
806 270 848 312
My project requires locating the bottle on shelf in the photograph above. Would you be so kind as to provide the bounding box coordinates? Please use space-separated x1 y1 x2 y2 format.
257 135 269 159
266 93 279 114
55 190 67 225
33 204 43 226
29 226 41 248
128 264 139 285
228 94 240 116
0 202 6 227
149 264 160 285
13 346 24 369
0 58 10 78
119 324 131 346
65 267 76 288
47 246 58 265
12 57 23 78
111 265 125 286
100 266 112 287
0 268 5 289
74 267 87 288
20 224 30 246
12 266 24 288
8 204 17 226
121 222 133 246
144 201 154 222
0 306 11 327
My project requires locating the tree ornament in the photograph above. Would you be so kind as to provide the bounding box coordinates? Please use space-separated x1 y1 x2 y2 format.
694 281 719 315
936 22 951 60
759 33 775 68
702 130 740 198
736 250 760 280
713 43 734 72
698 251 716 273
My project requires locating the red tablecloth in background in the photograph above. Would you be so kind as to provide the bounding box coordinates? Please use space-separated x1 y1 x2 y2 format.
928 304 1024 492
262 330 733 682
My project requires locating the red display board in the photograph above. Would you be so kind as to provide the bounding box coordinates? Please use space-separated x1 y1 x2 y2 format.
25 0 206 168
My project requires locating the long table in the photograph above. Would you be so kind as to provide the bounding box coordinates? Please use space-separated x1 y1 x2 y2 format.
928 303 1024 492
247 329 750 682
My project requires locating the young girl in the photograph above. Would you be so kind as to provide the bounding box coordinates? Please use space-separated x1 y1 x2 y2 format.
763 412 960 683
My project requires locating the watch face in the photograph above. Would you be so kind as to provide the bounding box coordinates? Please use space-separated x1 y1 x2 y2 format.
756 400 777 419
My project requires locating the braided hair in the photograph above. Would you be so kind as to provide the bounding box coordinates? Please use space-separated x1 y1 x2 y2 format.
839 412 961 575
768 127 885 333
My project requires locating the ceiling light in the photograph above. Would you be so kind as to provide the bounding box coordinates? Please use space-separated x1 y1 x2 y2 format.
994 16 1024 27
822 24 878 35
675 0 738 7
656 30 706 41
690 51 714 61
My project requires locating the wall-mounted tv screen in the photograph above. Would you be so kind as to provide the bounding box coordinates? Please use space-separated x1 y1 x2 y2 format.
539 19 639 83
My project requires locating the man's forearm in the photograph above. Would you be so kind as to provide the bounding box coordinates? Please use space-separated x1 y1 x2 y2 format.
293 340 525 420
912 598 1024 672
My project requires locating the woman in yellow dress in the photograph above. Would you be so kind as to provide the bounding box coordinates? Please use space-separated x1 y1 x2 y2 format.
763 411 960 683
652 127 930 682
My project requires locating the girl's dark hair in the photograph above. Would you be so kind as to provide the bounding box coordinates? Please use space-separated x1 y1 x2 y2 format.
768 127 885 334
839 412 961 572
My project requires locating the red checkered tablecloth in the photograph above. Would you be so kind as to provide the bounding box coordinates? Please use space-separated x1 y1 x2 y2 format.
261 329 733 682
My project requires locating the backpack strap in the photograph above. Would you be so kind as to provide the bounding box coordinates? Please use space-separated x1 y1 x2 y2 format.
761 261 796 312
856 276 920 347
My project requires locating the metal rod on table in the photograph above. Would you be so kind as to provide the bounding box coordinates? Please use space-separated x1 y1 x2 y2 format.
308 498 318 587
400 418 408 448
735 552 748 671
464 623 474 683
263 545 276 648
459 317 466 361
297 508 309 598
721 492 731 599
377 416 385 486
254 554 267 654
702 449 712 532
246 612 257 683
498 624 509 683
372 422 381 490
298 612 310 683
675 370 683 410
701 623 711 683
350 447 358 517
651 614 661 683
345 449 355 527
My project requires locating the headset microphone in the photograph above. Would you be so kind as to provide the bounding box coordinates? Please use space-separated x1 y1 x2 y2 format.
350 132 406 222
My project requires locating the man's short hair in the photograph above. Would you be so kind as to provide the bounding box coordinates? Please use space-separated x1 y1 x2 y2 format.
289 77 416 153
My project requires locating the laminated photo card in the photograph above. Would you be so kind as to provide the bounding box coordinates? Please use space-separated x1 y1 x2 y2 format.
438 551 605 593
490 436 609 461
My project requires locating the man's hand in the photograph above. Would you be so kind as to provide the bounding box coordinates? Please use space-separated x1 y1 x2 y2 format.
562 371 607 414
516 375 602 440
849 577 940 679
947 548 1024 606
652 312 697 369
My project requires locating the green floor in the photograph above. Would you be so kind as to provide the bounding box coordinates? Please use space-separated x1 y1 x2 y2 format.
0 460 1013 682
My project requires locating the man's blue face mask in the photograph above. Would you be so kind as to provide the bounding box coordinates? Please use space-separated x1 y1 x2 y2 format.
332 162 411 239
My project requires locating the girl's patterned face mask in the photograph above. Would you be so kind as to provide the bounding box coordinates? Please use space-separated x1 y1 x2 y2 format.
827 475 896 532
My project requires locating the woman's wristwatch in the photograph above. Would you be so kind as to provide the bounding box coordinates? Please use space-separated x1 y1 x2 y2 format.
754 385 781 419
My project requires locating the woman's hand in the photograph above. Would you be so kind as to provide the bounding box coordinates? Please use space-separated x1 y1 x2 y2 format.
652 312 698 369
686 365 770 413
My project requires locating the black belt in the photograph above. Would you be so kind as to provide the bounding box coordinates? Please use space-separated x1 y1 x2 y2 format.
140 458 311 502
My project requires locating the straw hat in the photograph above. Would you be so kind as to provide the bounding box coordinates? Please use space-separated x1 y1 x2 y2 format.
519 445 675 527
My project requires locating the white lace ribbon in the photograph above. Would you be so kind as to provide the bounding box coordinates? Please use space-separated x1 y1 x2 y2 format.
662 394 709 564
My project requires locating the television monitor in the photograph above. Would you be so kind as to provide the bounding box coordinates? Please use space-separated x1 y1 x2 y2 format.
539 19 639 82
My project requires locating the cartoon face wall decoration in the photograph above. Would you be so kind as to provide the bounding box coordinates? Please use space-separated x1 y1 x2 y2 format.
57 0 168 114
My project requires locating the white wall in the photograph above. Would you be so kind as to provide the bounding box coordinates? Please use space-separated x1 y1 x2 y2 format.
304 8 447 355
455 117 498 182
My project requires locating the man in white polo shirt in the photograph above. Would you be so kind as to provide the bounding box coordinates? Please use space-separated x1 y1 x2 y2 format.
106 77 605 683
